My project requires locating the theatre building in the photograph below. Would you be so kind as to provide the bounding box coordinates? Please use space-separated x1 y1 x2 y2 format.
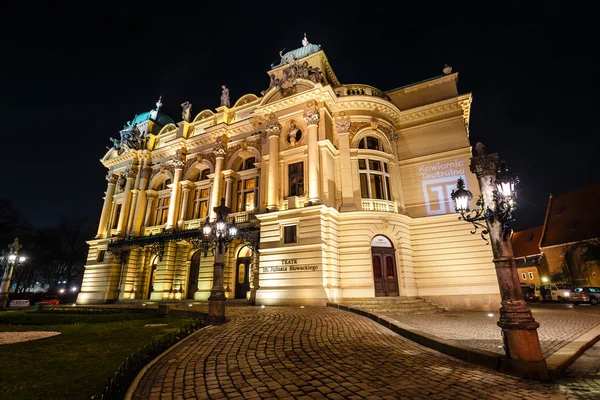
77 36 499 311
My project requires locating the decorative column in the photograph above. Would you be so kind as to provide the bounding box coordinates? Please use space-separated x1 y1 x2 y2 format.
470 147 547 380
116 169 136 237
177 181 192 229
210 146 226 220
266 122 281 210
132 164 152 235
96 173 119 238
303 107 321 203
335 119 357 212
222 170 235 208
144 190 158 227
126 190 139 234
166 157 185 230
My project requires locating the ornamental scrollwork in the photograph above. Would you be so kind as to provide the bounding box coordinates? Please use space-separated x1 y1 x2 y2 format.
335 120 351 134
106 172 119 184
265 122 282 137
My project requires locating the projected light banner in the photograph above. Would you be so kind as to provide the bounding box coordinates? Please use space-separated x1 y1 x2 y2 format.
419 159 467 216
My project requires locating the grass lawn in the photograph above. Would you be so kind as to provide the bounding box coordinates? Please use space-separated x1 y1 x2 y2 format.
0 309 198 400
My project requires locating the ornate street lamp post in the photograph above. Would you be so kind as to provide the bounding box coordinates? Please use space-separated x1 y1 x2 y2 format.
0 238 27 310
200 198 239 324
451 142 547 380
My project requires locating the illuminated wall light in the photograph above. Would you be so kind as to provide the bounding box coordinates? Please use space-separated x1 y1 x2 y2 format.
488 313 494 317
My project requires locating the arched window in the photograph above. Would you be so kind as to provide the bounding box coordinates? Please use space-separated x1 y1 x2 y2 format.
358 136 382 151
242 157 256 171
158 179 172 191
359 159 391 200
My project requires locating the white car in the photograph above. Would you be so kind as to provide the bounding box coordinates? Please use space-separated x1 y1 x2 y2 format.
535 284 573 302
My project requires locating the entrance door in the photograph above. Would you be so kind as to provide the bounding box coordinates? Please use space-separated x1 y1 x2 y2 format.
371 235 399 297
148 257 158 299
235 257 251 299
187 251 201 299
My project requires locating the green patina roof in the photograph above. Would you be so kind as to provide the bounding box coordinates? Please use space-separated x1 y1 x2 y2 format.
278 43 322 66
130 109 175 127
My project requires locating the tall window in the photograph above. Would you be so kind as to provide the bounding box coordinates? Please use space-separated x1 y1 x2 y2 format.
159 179 172 191
199 169 210 181
288 162 304 197
236 178 258 212
358 136 383 151
359 159 391 200
154 197 170 225
111 204 121 229
190 188 210 219
242 157 256 170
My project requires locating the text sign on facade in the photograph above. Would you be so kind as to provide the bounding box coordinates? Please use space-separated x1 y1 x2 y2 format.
262 259 319 273
418 159 467 216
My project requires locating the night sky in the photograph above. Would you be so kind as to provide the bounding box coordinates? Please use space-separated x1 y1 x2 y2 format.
1 2 595 232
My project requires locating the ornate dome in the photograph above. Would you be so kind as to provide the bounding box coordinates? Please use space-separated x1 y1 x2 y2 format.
277 34 322 66
127 97 175 128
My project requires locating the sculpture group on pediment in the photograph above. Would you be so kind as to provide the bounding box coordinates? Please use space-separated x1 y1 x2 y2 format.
107 119 150 155
263 59 324 97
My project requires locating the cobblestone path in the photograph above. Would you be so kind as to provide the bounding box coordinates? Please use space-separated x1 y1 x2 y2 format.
558 340 600 399
130 307 582 399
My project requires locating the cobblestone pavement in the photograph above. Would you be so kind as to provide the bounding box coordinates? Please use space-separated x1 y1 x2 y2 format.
131 307 578 400
558 340 600 399
385 306 600 357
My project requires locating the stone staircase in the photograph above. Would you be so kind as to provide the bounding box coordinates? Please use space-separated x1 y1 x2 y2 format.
333 297 445 315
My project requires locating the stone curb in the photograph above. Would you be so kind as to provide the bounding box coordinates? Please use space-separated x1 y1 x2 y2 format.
545 323 600 380
124 325 215 400
327 303 505 371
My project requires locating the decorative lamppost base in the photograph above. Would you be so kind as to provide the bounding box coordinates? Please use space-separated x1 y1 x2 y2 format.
208 299 226 324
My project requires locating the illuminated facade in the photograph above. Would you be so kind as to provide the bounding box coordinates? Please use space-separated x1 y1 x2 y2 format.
77 36 499 310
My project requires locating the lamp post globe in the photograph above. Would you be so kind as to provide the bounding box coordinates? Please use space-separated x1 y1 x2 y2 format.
451 178 473 213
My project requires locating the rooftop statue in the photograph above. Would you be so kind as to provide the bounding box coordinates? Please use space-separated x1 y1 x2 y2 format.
181 101 192 122
221 85 230 108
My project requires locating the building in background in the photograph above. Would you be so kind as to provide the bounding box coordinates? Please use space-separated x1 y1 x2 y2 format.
77 35 499 310
511 226 543 286
538 183 600 286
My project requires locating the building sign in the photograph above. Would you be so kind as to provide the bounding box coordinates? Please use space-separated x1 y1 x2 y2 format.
371 235 392 248
262 259 319 273
418 159 467 216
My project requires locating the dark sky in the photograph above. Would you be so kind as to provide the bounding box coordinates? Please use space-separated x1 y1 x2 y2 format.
0 1 595 232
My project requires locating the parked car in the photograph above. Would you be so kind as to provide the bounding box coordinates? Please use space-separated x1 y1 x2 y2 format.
568 287 600 306
521 284 539 302
535 283 573 302
9 296 30 308
41 295 60 305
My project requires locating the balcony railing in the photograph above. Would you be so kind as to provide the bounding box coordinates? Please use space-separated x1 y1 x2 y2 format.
361 199 396 213
335 84 390 100
183 218 204 230
227 210 257 224
282 196 307 210
144 224 166 236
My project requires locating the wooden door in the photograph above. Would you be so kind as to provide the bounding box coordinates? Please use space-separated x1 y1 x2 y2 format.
235 257 251 299
373 250 399 297
373 254 386 297
187 253 201 300
384 253 399 297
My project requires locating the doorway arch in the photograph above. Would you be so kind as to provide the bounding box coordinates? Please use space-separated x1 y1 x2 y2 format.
371 235 399 297
235 246 252 299
187 251 202 300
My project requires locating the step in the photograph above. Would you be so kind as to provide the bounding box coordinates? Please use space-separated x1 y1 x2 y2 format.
333 297 445 315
